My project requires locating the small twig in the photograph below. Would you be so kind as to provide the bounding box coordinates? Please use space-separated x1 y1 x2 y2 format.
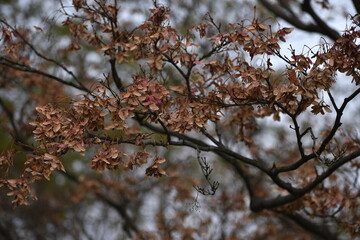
193 149 219 196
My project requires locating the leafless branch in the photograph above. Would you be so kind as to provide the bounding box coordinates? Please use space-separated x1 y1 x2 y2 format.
0 56 87 92
259 0 340 41
278 211 339 240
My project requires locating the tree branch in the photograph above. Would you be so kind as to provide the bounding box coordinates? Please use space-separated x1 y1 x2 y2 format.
275 87 360 174
279 211 339 240
317 87 360 155
0 19 89 91
163 53 193 98
0 57 87 92
259 0 340 41
301 0 340 41
352 0 360 14
58 171 144 239
139 121 268 171
251 149 360 211
109 58 124 91
0 97 21 142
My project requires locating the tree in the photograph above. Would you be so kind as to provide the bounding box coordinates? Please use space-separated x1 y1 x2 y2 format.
0 0 359 239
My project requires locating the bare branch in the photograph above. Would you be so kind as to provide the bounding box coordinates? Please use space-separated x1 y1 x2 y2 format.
278 211 339 240
0 97 21 142
193 150 219 196
352 0 360 14
110 58 124 91
0 56 87 91
58 171 143 239
301 0 340 41
259 0 340 41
